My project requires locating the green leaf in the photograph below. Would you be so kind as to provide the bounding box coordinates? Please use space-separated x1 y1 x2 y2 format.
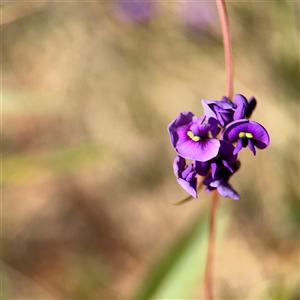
131 206 229 299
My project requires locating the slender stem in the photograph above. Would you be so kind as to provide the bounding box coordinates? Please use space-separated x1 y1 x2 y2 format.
203 190 219 300
216 0 234 100
203 1 233 299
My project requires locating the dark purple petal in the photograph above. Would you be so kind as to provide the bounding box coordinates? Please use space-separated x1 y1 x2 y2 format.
247 122 270 148
217 109 234 127
233 94 248 120
217 182 240 200
248 139 256 155
194 160 210 176
176 138 220 161
211 162 218 178
222 159 234 173
202 100 233 117
208 118 220 137
202 99 235 127
202 168 240 200
233 138 243 155
202 174 213 186
219 140 237 163
177 178 198 198
245 96 257 118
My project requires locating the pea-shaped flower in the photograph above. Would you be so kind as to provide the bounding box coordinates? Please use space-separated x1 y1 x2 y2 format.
173 156 198 198
223 119 270 155
195 140 237 178
168 112 220 162
203 161 241 200
202 94 257 127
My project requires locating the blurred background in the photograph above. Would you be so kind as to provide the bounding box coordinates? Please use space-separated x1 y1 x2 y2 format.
2 1 299 299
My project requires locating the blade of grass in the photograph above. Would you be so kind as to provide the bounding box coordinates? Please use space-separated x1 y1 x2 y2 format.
131 206 228 299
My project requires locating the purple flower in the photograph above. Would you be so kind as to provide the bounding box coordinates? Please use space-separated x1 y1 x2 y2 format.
195 140 237 178
203 161 241 200
223 119 270 155
179 1 217 31
202 98 235 128
202 94 257 127
173 156 198 198
112 0 154 23
233 94 257 120
168 112 220 161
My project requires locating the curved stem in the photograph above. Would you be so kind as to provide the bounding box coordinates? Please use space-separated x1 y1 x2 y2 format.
216 0 234 100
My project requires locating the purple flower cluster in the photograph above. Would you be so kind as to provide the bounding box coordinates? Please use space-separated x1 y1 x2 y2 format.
168 94 270 200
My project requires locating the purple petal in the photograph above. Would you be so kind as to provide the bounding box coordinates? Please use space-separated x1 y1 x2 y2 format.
219 140 237 163
202 100 218 122
248 139 256 155
182 163 193 179
223 119 270 148
247 122 270 148
202 174 213 186
194 160 210 176
223 119 248 142
211 162 218 178
176 138 220 161
217 109 234 127
186 170 197 182
199 123 214 136
173 156 186 176
168 112 194 147
234 94 248 106
177 178 198 198
217 182 240 200
208 118 220 137
210 179 221 188
113 0 154 23
175 125 192 147
246 96 257 118
222 159 234 173
221 96 231 103
233 138 243 155
233 94 248 120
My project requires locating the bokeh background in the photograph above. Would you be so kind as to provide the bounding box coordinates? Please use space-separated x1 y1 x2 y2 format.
2 1 299 299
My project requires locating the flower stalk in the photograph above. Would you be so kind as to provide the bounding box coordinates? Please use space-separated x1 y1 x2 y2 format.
216 0 233 101
204 189 219 299
166 0 270 298
204 1 233 299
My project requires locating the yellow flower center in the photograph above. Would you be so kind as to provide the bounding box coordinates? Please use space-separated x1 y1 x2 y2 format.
239 132 253 138
187 130 201 142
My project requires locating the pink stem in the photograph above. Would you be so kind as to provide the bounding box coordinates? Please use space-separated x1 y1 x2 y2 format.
203 190 219 300
216 0 234 100
203 1 233 299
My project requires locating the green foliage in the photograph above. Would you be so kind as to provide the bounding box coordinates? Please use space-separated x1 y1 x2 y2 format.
131 207 228 299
